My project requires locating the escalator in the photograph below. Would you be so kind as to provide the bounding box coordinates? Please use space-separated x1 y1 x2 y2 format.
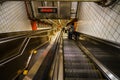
63 39 106 80
79 36 120 78
0 29 51 80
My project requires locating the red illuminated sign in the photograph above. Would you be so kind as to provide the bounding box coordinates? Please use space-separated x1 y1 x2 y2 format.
38 7 57 13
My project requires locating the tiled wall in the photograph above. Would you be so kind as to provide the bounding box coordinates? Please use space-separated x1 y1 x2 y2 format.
0 1 32 33
77 2 120 43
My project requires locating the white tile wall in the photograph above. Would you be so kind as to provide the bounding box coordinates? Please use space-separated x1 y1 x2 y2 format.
77 2 120 43
0 1 32 33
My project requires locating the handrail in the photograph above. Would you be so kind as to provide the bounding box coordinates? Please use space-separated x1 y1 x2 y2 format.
25 41 49 69
0 36 26 44
0 29 51 41
75 32 120 80
0 38 30 66
49 31 63 80
58 34 64 80
0 28 51 65
77 41 120 80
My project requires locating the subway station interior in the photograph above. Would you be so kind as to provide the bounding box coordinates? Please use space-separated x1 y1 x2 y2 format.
0 0 120 80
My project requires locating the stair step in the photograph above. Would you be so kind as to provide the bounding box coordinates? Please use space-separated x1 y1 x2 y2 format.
65 69 100 78
65 60 89 63
65 63 94 69
65 58 88 61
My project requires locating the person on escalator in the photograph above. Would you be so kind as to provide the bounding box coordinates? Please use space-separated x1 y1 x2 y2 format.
68 23 74 39
65 26 67 33
73 22 79 40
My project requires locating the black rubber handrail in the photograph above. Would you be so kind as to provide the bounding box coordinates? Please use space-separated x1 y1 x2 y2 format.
50 31 63 80
0 38 30 66
33 31 62 80
0 29 51 65
0 29 51 41
77 41 120 80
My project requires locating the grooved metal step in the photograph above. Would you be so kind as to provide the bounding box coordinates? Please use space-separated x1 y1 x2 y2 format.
65 63 94 69
65 69 100 78
79 39 120 78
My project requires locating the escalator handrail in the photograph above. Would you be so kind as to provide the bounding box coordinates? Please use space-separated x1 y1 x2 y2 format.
77 41 120 80
24 31 61 80
0 29 51 42
0 29 51 66
50 31 63 80
0 38 30 66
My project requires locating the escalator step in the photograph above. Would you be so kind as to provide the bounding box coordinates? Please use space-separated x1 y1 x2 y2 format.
65 61 89 63
65 69 100 78
64 57 89 63
65 63 94 69
64 63 93 66
86 48 102 52
65 58 88 61
65 60 89 63
63 39 105 79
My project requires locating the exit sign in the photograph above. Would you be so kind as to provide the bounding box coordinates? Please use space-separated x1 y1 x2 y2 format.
38 7 57 13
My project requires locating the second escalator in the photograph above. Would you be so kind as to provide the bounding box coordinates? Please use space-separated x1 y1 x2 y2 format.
63 39 106 80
